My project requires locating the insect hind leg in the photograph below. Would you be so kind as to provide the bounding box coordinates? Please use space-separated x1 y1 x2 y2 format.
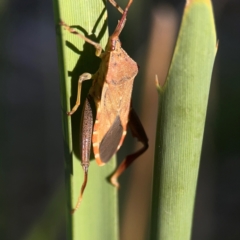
110 107 148 188
71 96 94 213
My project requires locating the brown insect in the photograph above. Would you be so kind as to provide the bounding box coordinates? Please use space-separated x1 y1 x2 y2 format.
60 0 148 213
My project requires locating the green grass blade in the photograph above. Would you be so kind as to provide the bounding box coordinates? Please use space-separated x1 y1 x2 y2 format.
151 0 217 239
53 1 119 239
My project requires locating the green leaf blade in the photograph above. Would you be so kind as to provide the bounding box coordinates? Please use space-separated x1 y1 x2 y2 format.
53 0 119 239
151 0 217 239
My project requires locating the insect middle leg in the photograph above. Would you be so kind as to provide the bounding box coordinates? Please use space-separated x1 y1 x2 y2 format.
110 107 149 188
67 73 93 115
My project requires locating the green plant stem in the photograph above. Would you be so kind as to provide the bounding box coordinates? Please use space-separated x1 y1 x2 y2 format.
53 1 119 239
150 0 217 239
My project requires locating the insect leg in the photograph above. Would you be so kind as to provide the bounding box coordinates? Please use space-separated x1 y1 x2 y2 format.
67 73 92 115
71 96 94 214
108 0 124 14
60 21 103 56
110 107 148 188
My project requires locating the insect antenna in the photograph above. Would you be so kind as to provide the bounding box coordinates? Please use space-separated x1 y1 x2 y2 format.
111 0 133 39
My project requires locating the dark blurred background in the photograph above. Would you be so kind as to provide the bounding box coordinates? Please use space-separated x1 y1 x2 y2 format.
0 0 240 239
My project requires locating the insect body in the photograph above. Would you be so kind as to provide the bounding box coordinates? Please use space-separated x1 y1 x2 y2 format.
61 0 148 213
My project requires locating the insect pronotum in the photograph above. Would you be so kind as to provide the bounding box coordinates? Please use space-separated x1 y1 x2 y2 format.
60 0 148 213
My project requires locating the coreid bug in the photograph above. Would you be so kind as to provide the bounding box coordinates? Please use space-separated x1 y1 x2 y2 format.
60 0 148 213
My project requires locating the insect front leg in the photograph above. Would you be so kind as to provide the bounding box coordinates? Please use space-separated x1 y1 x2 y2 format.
67 73 92 115
110 107 149 188
71 96 94 214
60 21 103 57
